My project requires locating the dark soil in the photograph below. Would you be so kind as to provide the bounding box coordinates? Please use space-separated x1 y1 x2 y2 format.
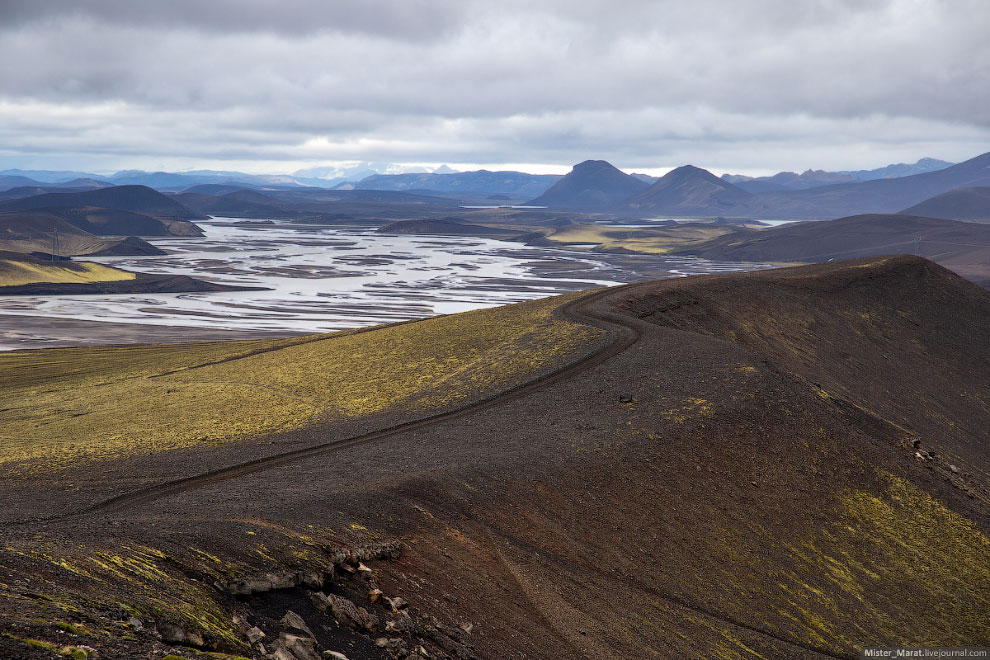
1 255 988 659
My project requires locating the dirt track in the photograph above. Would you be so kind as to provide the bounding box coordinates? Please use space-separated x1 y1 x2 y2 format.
7 283 646 525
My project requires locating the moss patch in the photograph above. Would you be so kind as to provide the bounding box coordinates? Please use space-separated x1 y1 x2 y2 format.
0 292 603 469
709 471 990 653
539 223 736 255
0 259 135 286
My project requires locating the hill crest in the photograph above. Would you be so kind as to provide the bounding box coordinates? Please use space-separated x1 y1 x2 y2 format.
622 164 752 215
527 160 649 209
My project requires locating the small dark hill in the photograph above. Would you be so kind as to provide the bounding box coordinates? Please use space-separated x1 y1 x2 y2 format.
378 217 521 237
0 180 132 201
174 191 298 219
527 160 649 209
42 207 204 237
0 186 70 201
0 174 44 191
0 210 165 256
675 213 990 286
0 185 207 220
86 235 167 256
622 165 752 216
59 178 112 189
0 272 263 296
901 187 990 221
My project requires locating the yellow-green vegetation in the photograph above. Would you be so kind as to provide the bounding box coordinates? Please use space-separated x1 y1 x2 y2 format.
1 633 97 658
710 471 990 652
1 525 341 655
0 258 136 286
537 223 736 255
6 543 244 650
0 292 603 469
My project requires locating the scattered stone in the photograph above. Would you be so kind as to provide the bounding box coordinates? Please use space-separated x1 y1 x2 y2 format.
324 652 350 660
915 452 925 461
618 394 635 403
368 588 384 603
911 438 922 448
158 623 183 643
310 591 380 633
281 632 320 660
349 542 403 563
376 637 409 659
413 645 433 659
459 622 473 635
386 615 414 635
385 596 409 612
357 562 373 579
227 570 300 596
166 388 176 394
299 570 326 590
247 626 267 645
950 464 960 474
281 610 315 639
158 622 204 648
268 639 304 660
126 616 143 632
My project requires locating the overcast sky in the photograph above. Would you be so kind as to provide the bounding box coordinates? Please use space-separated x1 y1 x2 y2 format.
0 0 987 177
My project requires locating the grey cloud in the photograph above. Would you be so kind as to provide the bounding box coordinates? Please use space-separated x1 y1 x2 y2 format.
0 0 987 173
0 0 468 39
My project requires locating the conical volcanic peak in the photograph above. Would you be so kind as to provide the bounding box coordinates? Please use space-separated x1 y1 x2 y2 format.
623 165 752 216
528 159 649 209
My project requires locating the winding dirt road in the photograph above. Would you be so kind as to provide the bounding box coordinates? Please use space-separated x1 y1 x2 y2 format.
15 282 645 524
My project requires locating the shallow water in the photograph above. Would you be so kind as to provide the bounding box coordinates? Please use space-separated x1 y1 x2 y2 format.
0 219 771 349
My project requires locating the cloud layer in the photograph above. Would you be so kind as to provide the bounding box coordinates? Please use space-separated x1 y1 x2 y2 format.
1 0 987 174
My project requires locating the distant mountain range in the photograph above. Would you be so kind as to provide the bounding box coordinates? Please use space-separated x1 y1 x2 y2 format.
722 158 955 193
2 153 985 220
725 152 990 219
522 152 990 219
350 170 562 199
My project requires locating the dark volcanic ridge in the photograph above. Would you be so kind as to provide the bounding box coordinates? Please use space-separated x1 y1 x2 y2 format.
0 210 167 256
901 186 990 221
0 184 207 221
674 213 990 287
